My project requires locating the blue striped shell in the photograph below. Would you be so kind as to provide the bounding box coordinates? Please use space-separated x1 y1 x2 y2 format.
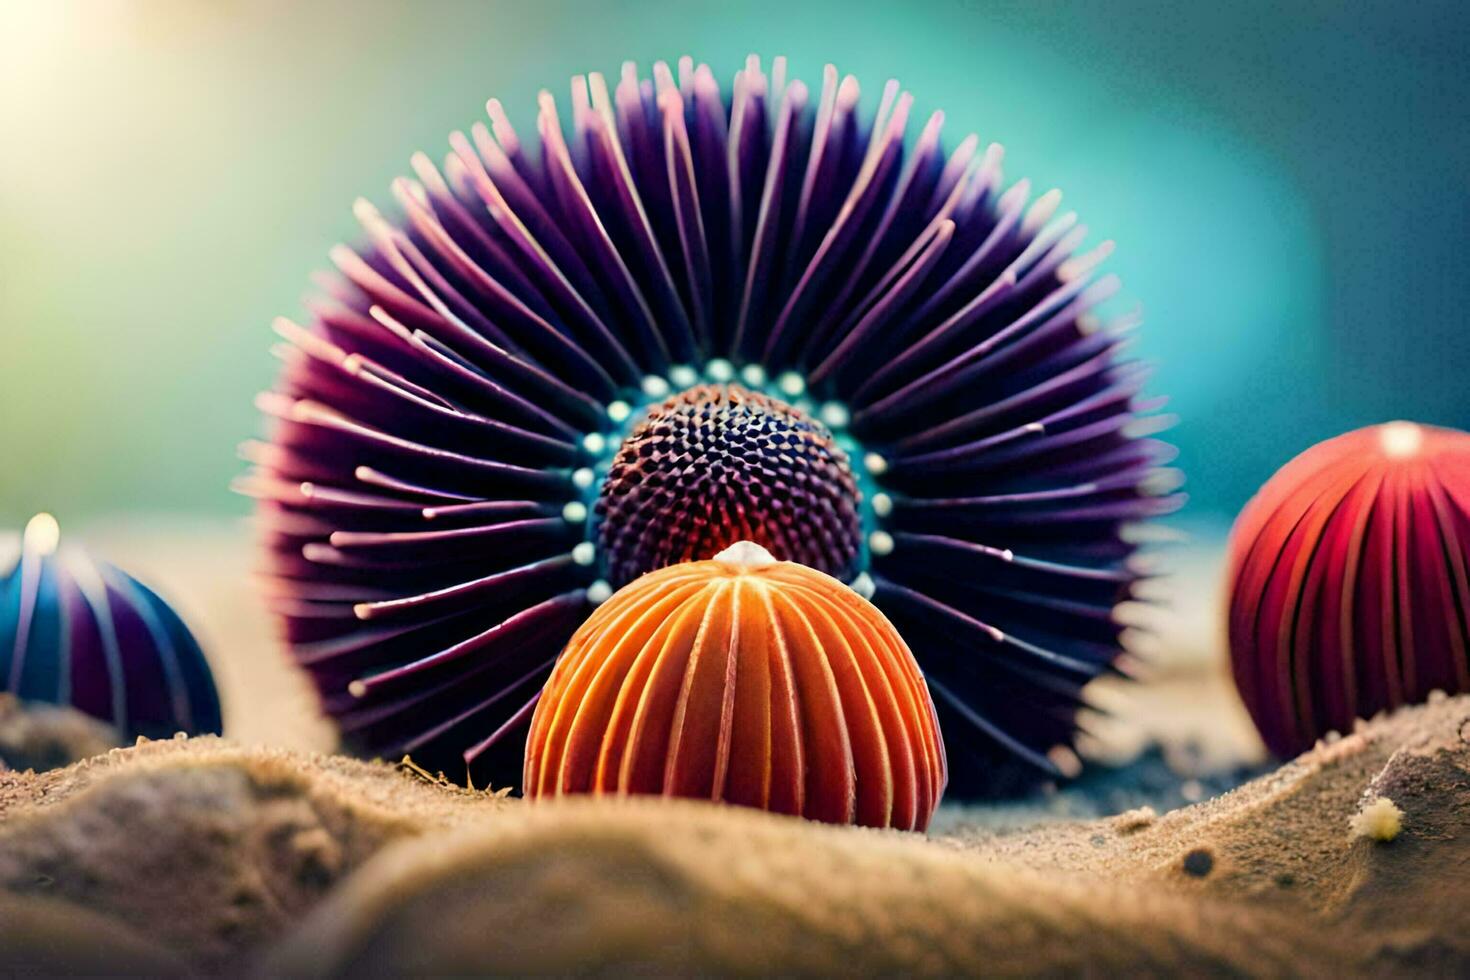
1 515 222 741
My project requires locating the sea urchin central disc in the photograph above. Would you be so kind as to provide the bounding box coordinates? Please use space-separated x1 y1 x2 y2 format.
595 384 862 586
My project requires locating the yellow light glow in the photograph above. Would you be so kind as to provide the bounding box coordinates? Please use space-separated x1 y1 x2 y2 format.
1378 421 1424 459
23 512 61 556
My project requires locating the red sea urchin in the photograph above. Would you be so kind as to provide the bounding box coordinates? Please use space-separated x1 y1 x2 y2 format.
241 56 1180 793
1227 422 1470 758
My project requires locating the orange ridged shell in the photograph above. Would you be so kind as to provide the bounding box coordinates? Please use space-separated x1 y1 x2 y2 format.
523 541 947 830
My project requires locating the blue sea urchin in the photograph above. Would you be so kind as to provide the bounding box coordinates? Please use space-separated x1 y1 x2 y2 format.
241 56 1180 793
1 514 222 740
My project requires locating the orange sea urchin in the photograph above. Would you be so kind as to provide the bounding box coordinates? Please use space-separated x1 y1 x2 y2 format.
524 541 946 829
1227 421 1470 757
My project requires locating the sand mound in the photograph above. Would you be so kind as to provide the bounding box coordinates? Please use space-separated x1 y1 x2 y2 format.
263 797 1349 977
0 893 183 975
0 737 511 971
0 698 1466 975
0 695 121 774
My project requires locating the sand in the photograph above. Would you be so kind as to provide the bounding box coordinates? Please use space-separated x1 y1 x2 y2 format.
2 523 1465 975
0 695 1463 976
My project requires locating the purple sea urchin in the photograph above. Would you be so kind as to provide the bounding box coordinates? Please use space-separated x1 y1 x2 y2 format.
242 56 1180 793
1 515 222 741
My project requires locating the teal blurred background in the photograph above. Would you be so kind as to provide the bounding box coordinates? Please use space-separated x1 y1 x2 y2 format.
2 0 1466 530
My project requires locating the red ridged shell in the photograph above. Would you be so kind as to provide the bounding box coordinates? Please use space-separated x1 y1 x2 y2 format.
1226 422 1470 757
524 541 947 830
